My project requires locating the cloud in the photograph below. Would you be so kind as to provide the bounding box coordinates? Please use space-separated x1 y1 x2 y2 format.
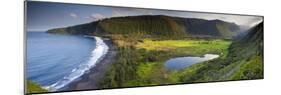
89 13 105 20
111 8 154 17
171 12 263 27
243 17 263 27
136 9 154 15
112 10 123 17
69 13 78 19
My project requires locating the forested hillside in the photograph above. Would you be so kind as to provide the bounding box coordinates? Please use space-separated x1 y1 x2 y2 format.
227 22 263 79
48 15 240 39
171 22 263 82
48 21 99 35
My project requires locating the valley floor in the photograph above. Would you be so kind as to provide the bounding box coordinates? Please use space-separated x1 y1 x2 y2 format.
98 36 234 88
60 35 262 90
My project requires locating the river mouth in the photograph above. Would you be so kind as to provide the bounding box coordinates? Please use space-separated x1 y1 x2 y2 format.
164 54 219 70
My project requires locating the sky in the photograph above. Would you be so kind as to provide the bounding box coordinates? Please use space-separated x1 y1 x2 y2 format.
26 1 263 31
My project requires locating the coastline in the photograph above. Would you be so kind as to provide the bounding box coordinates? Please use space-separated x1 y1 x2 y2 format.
44 36 110 91
60 37 117 91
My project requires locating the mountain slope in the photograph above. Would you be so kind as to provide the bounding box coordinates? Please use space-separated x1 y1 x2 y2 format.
176 22 263 82
176 18 239 38
47 15 240 39
227 22 263 79
48 21 99 35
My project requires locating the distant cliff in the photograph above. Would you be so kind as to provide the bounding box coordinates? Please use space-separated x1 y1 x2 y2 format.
228 22 263 61
226 22 263 79
177 22 263 82
48 15 240 39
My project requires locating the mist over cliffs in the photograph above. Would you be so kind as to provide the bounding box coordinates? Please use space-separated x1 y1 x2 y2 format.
227 22 263 67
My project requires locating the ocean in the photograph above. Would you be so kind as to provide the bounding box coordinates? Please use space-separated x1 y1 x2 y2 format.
26 32 108 91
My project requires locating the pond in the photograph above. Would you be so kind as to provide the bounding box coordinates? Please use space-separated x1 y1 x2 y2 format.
165 54 219 70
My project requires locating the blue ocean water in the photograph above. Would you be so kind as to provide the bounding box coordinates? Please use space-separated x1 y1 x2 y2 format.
27 32 97 90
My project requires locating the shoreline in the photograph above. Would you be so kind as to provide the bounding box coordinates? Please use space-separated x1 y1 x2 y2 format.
60 37 117 91
44 36 110 91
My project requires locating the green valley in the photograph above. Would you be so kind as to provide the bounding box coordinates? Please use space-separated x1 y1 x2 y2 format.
100 37 231 88
47 15 263 89
26 2 264 94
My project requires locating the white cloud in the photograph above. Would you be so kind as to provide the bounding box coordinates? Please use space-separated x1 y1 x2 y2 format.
112 9 125 17
69 13 78 19
89 13 105 20
169 11 263 27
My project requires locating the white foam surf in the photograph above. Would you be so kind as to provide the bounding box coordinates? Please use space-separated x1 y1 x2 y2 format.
44 36 109 91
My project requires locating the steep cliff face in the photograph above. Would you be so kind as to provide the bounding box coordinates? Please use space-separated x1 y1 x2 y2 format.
48 21 99 35
47 15 240 39
176 18 239 38
226 22 263 80
176 22 263 82
228 22 263 62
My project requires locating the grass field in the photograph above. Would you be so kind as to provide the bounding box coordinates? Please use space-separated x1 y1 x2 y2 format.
136 39 231 57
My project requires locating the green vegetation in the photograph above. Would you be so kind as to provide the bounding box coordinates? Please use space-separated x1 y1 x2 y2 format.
100 22 263 88
230 55 263 80
27 80 48 93
136 39 230 55
167 22 263 83
100 36 231 88
99 16 186 38
136 39 195 50
48 15 240 39
48 21 99 35
216 23 238 38
47 15 263 89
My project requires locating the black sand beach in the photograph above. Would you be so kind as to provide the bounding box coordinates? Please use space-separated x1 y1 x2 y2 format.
61 38 117 91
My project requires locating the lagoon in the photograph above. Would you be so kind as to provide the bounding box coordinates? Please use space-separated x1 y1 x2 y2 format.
165 54 219 70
